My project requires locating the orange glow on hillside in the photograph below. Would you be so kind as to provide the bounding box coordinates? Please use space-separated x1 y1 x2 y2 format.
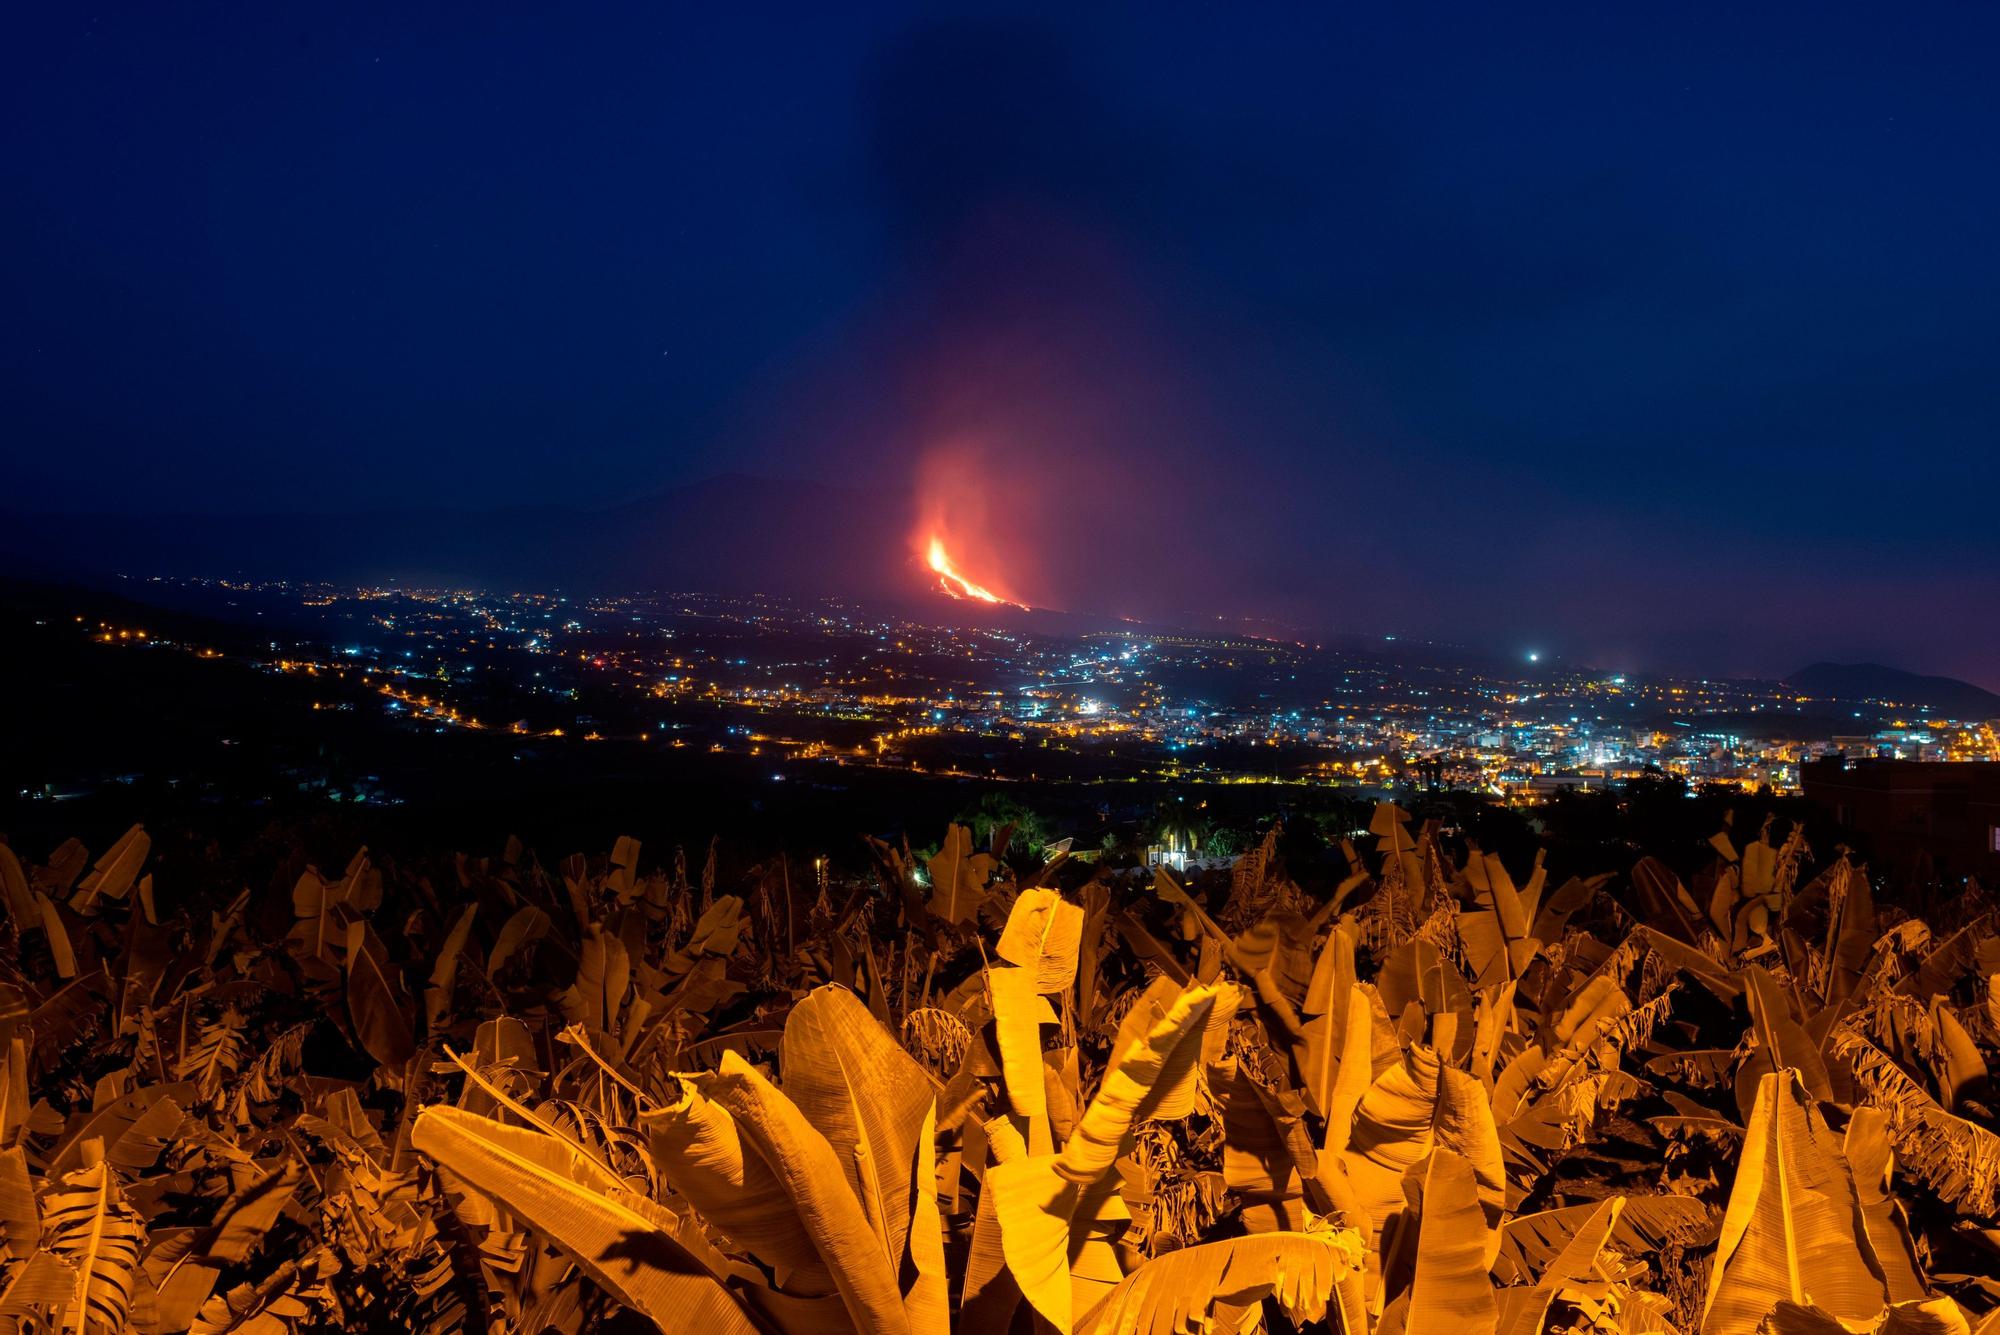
912 442 1036 609
927 537 1020 606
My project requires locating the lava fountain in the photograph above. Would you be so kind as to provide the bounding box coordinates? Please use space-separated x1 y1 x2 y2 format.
926 537 1024 607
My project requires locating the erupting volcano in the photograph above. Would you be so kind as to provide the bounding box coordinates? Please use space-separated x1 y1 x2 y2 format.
926 538 1024 607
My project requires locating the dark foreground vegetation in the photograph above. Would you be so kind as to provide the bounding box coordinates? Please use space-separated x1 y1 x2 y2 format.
0 795 1996 1334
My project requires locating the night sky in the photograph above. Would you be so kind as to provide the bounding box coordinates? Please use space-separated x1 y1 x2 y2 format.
6 5 1998 685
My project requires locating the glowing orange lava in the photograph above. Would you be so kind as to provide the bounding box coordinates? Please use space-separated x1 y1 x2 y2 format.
927 538 1020 606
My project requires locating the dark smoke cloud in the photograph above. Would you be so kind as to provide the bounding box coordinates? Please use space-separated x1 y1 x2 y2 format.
735 13 2000 686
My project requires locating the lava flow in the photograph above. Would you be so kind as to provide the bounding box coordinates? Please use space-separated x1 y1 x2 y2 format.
927 538 1023 607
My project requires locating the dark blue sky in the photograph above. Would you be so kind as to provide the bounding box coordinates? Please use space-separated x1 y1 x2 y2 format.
6 4 1998 683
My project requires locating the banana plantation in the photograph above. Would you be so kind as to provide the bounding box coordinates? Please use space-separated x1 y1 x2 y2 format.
0 805 1995 1334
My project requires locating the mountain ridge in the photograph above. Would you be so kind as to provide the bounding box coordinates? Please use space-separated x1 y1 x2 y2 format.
0 473 916 600
5 479 1995 696
1784 661 2000 719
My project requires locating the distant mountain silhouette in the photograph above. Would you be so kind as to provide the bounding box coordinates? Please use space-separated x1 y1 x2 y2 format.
0 473 918 600
8 487 1997 698
1785 661 2000 719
